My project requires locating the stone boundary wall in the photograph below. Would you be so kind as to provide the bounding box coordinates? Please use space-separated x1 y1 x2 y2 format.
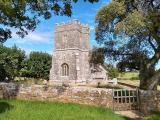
2 82 160 115
0 83 113 109
139 90 160 116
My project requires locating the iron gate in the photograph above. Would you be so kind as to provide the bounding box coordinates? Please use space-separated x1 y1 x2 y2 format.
113 89 139 111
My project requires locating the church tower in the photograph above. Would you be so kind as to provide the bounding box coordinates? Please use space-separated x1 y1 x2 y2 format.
49 20 90 84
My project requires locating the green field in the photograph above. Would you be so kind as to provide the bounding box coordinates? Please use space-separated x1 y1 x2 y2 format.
0 100 129 120
118 72 140 87
118 72 139 80
118 72 160 90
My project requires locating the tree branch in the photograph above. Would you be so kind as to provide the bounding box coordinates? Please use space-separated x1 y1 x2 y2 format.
147 35 156 51
147 45 160 69
148 70 160 90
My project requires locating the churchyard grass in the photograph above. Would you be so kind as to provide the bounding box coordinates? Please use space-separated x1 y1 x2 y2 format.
0 100 129 120
149 111 160 120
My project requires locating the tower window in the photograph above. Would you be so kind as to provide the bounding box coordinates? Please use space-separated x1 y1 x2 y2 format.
61 63 69 76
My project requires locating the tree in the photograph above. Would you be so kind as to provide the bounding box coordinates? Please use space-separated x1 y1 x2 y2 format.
89 47 119 79
117 52 147 72
89 46 105 64
0 44 25 81
104 64 119 79
0 0 98 43
95 0 160 90
0 45 52 81
27 52 52 80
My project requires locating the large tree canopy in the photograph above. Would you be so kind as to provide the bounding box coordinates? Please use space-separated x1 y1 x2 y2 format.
0 0 98 43
0 44 25 81
95 0 160 90
0 44 52 81
26 51 52 80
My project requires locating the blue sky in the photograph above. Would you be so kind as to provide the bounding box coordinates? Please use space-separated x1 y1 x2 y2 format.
4 0 110 55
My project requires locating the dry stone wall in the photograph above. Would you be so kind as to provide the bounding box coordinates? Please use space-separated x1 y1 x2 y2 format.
139 90 160 116
0 83 113 108
2 82 160 115
0 83 19 99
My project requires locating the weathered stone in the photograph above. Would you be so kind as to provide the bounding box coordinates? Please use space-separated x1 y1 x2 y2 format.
0 83 113 109
139 90 160 116
49 20 108 85
4 83 160 116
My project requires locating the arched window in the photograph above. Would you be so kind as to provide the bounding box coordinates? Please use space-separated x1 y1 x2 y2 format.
61 63 69 76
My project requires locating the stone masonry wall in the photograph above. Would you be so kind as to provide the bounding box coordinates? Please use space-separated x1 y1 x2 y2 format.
50 20 90 83
0 83 19 99
0 83 113 109
139 90 160 116
3 82 160 115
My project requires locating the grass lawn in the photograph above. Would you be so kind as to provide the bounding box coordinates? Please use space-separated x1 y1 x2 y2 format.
0 100 129 120
149 111 160 120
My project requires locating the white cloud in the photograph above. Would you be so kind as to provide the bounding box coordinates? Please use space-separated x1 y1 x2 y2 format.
27 31 53 43
12 30 53 44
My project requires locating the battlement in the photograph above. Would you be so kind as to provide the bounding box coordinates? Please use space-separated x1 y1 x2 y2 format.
55 20 89 34
55 19 89 27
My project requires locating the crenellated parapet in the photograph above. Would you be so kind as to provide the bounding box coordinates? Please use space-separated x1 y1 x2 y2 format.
55 20 89 34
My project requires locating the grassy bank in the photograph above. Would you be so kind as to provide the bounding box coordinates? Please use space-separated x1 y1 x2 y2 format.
118 72 139 80
0 100 129 120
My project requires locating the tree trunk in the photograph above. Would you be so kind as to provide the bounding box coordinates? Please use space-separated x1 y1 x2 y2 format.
139 73 155 90
139 45 160 90
140 77 158 90
139 61 160 90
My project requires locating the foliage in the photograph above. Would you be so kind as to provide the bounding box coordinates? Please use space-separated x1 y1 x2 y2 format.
149 111 160 120
0 0 99 43
89 46 105 64
22 51 52 80
104 64 119 79
95 0 160 90
89 47 119 79
116 53 147 72
0 44 25 81
15 77 44 85
0 100 129 120
0 45 52 81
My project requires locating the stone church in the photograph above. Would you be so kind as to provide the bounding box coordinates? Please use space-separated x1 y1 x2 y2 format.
49 20 108 85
